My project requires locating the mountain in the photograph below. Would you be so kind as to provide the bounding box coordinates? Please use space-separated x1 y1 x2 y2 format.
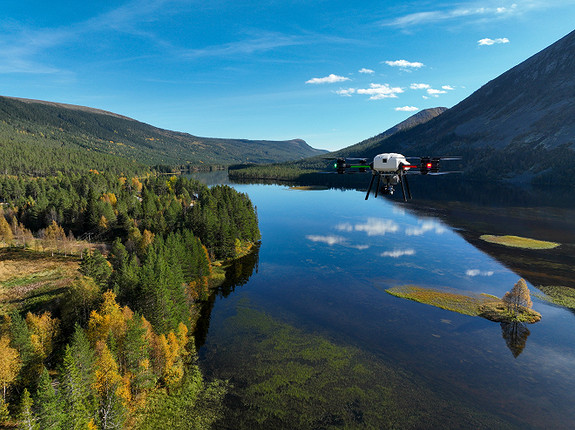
0 96 326 175
340 29 575 185
267 107 447 173
331 107 447 156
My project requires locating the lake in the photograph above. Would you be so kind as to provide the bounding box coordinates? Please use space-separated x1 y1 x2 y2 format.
194 175 575 429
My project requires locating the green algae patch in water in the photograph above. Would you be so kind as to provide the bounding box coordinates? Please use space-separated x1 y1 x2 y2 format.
479 235 560 249
386 285 541 323
204 302 517 429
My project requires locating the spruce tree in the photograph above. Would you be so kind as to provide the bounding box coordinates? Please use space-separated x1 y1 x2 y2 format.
60 345 93 429
18 389 38 430
34 367 65 430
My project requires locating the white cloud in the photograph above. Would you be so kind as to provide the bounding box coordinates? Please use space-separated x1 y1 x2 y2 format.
395 106 419 112
359 68 375 74
427 88 447 97
405 220 446 236
385 59 424 69
381 249 415 258
306 235 346 246
306 74 350 84
356 83 404 100
410 83 430 90
337 218 399 236
478 37 510 46
384 3 522 27
441 85 455 90
466 269 494 277
335 88 356 97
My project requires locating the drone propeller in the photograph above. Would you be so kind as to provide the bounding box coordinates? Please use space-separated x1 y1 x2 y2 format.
435 157 462 161
428 171 463 175
406 155 461 159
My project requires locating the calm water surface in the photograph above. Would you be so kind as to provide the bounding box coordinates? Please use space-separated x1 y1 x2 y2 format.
197 180 575 429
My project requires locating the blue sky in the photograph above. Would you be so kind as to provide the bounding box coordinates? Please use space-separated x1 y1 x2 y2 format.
1 0 574 151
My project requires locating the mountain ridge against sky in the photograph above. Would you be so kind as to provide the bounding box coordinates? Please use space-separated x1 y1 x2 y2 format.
0 95 326 171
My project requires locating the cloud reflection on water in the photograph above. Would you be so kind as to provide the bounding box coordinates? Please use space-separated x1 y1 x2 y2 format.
381 249 416 258
405 220 446 236
305 234 346 246
336 218 399 236
466 269 495 277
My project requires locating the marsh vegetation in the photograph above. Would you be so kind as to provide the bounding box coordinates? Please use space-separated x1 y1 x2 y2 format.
386 280 541 324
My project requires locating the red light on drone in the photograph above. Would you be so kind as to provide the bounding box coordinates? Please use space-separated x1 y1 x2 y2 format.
426 163 432 168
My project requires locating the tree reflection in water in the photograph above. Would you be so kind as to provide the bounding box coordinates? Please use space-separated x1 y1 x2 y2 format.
194 246 260 349
501 322 530 358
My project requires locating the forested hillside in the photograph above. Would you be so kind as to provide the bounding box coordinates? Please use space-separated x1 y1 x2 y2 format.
0 96 326 176
0 173 260 428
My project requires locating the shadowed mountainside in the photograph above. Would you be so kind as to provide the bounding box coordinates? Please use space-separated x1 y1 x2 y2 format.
339 29 575 185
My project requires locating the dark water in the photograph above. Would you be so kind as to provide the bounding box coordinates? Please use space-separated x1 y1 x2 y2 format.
196 178 575 429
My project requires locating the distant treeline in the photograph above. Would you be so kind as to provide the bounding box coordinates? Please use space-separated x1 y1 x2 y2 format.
0 173 259 260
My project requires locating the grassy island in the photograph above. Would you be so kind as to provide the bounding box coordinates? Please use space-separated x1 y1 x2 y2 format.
479 234 560 249
386 284 541 324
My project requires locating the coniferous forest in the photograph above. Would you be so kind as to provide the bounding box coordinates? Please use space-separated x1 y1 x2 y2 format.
0 171 260 429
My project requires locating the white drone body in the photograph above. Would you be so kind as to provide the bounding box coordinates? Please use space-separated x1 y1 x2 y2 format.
372 153 411 173
332 153 459 201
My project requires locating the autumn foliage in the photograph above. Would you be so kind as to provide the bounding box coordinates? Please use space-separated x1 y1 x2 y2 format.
503 278 533 315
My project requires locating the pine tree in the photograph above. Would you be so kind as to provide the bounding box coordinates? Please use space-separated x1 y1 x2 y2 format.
79 250 113 289
60 345 93 430
8 312 34 366
34 367 65 430
18 389 38 430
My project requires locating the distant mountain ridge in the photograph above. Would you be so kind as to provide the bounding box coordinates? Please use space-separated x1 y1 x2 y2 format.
340 29 575 184
332 107 448 156
0 95 326 174
277 107 447 172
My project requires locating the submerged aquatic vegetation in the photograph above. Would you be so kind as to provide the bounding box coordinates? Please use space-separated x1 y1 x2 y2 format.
386 285 541 323
204 302 517 429
479 235 560 249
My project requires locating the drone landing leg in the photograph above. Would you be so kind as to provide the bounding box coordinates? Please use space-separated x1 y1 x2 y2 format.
399 175 407 202
374 174 382 198
365 174 376 200
404 174 412 200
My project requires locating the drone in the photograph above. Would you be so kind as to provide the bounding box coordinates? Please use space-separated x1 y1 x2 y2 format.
332 153 460 202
